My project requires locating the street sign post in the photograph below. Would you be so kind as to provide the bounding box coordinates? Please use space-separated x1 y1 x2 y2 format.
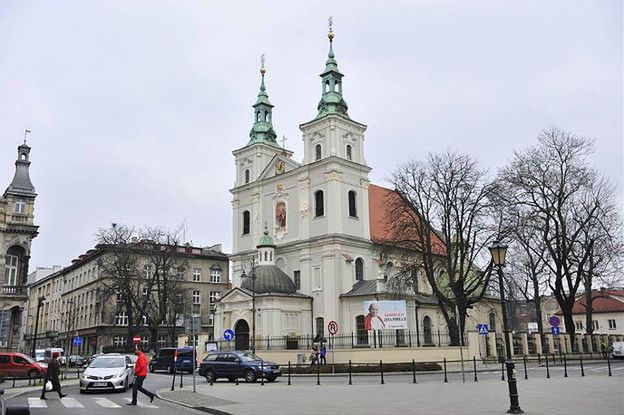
551 327 560 336
327 321 338 336
549 316 560 327
73 336 82 346
477 324 489 335
132 335 141 344
224 329 234 341
327 321 338 371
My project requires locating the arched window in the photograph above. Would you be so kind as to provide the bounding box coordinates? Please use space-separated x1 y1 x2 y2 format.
315 317 325 338
384 262 394 282
355 315 368 345
489 312 497 332
242 211 250 235
325 80 330 93
314 190 324 217
346 145 352 160
423 316 433 345
315 144 322 161
355 258 364 281
244 169 250 184
256 111 260 122
348 190 357 217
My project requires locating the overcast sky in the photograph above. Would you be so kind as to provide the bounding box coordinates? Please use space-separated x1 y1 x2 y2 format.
1 1 622 270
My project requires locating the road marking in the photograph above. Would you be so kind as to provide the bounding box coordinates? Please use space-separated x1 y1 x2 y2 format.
28 397 47 408
124 397 158 408
94 397 121 408
59 397 84 408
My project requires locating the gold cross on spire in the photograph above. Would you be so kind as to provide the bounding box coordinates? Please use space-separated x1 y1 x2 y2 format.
328 16 334 40
260 54 266 75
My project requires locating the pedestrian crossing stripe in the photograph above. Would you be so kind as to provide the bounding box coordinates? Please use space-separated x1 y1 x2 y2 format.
27 397 47 408
93 397 121 408
25 396 159 409
124 397 158 408
60 397 84 408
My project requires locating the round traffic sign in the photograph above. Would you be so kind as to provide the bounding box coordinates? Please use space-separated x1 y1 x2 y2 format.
549 316 560 327
328 320 338 336
224 329 234 341
132 335 141 344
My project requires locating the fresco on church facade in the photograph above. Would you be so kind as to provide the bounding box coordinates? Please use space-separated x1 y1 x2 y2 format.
275 201 287 228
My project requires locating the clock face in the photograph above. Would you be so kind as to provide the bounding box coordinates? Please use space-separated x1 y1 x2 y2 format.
275 160 285 175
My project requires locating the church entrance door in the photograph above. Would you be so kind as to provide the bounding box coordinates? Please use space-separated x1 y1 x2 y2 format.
234 319 250 351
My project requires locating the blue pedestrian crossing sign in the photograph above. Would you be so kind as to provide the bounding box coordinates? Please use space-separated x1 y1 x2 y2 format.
477 324 489 335
223 329 234 341
551 327 560 336
73 336 82 346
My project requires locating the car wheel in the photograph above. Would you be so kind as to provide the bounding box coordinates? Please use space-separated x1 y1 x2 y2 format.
244 369 257 383
79 389 85 395
149 364 154 373
266 376 277 382
28 369 39 378
122 378 128 392
205 369 216 383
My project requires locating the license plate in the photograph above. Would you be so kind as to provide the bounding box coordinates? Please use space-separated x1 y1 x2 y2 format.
93 382 107 387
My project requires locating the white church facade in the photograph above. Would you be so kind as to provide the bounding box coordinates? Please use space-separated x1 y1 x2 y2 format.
215 27 500 352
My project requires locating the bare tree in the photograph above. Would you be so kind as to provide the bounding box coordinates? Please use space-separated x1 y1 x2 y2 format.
383 151 496 345
499 127 621 349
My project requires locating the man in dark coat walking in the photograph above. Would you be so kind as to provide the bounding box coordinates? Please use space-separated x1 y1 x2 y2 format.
41 352 66 399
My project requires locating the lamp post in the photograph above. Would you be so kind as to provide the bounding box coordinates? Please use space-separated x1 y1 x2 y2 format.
31 296 45 358
489 240 523 414
240 258 257 353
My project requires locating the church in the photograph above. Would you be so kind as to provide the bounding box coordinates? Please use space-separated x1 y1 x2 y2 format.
215 26 486 351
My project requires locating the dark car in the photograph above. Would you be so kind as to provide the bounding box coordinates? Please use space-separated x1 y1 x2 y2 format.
198 351 281 383
148 347 195 374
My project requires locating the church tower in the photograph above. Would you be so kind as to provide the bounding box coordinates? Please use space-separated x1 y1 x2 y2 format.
0 140 39 351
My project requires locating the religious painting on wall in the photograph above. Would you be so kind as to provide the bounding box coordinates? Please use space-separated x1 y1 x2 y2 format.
275 201 287 228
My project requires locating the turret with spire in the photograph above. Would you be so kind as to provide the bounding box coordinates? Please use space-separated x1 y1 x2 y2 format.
316 17 349 119
5 141 36 198
248 55 280 146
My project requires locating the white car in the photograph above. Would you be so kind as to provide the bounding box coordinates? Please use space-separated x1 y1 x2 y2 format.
79 354 135 394
612 342 624 359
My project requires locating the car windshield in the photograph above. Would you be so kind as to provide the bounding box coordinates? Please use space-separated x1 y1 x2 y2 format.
19 354 36 364
89 357 125 368
239 352 262 362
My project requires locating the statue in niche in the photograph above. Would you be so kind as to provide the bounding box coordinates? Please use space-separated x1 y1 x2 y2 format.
275 201 287 228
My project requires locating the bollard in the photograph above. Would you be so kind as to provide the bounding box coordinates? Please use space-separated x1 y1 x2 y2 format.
501 361 505 381
545 354 550 379
261 361 265 386
348 360 352 385
564 354 568 377
235 374 239 386
538 354 541 366
412 359 417 384
316 360 320 386
552 354 556 366
287 361 291 386
443 358 448 383
580 355 585 377
607 355 612 377
171 368 176 391
12 377 16 388
523 355 528 380
473 356 478 382
380 360 385 385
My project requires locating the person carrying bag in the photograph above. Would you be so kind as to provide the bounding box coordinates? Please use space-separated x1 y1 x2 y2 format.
40 352 66 400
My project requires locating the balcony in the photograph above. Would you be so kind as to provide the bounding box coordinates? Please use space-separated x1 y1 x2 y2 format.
1 285 26 296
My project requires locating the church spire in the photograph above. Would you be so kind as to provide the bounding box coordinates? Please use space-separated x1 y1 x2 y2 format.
4 140 36 198
316 17 349 119
248 55 279 147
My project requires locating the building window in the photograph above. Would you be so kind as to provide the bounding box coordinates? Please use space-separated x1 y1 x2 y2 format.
575 321 584 330
177 268 185 280
242 211 250 235
315 317 325 337
314 190 324 217
141 315 148 326
244 169 250 184
348 190 357 217
346 145 352 161
293 270 301 290
158 335 167 348
355 258 364 281
142 287 149 297
113 336 127 348
608 319 616 330
592 320 599 330
315 144 322 161
208 311 215 327
4 254 19 286
489 313 496 332
355 315 368 345
115 311 128 326
193 290 201 305
192 268 202 282
384 262 393 282
423 316 433 344
209 291 220 303
210 268 221 283
313 267 321 290
143 265 151 279
14 198 25 214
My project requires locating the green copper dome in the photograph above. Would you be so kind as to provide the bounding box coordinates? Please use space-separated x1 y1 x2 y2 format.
316 29 349 119
257 228 275 248
248 63 280 147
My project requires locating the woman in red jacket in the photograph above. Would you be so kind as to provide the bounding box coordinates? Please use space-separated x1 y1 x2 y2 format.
127 344 156 406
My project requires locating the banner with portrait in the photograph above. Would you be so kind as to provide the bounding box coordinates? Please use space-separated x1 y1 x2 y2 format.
362 300 407 330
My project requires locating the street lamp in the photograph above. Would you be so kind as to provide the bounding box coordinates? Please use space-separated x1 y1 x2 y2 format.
240 258 257 353
31 296 45 358
489 240 523 414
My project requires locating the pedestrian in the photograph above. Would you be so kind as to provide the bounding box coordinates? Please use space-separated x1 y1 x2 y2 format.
127 344 156 406
319 344 327 365
40 352 66 400
601 341 607 359
309 346 319 366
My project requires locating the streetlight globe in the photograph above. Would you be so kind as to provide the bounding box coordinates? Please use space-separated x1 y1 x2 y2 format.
489 240 508 267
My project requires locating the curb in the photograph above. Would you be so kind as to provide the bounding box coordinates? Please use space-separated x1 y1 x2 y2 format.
156 390 234 415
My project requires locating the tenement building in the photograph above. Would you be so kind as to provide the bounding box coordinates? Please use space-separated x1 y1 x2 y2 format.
24 241 230 354
0 141 38 351
215 27 503 355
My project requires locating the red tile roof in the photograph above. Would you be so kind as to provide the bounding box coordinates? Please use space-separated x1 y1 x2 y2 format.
568 290 624 314
368 184 446 255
